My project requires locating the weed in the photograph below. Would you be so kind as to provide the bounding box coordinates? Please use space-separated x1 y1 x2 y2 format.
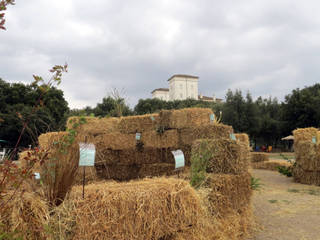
251 177 262 190
278 166 293 177
268 199 278 203
288 188 300 193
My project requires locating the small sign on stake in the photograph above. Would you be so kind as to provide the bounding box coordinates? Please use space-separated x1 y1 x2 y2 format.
150 116 155 121
209 114 215 123
230 133 236 141
34 172 40 180
79 143 96 166
136 132 141 141
171 150 185 177
312 136 317 144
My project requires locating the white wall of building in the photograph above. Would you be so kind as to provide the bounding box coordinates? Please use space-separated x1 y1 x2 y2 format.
152 91 170 101
169 76 198 101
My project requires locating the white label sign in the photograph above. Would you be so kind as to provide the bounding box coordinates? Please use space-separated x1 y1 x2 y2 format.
210 114 215 122
150 116 155 121
230 133 236 141
34 172 40 180
172 150 185 169
312 136 317 144
79 143 96 166
136 133 141 141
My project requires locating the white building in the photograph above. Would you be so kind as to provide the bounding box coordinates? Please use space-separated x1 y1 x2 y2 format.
151 74 222 102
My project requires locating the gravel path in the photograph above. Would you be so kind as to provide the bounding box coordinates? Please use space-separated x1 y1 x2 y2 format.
248 169 320 240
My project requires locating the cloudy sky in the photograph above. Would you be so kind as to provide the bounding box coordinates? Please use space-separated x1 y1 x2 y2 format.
1 0 320 109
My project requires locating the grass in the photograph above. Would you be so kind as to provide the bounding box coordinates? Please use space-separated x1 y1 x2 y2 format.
268 199 278 204
251 177 262 190
287 188 320 196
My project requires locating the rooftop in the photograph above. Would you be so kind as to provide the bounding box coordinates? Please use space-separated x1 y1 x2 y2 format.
167 74 199 81
151 88 169 94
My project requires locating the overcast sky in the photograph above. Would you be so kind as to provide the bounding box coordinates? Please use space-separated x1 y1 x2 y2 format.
1 0 320 109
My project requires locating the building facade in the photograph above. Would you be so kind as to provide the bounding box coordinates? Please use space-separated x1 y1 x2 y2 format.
151 74 222 102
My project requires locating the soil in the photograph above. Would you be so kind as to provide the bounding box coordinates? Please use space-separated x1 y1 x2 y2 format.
248 169 320 240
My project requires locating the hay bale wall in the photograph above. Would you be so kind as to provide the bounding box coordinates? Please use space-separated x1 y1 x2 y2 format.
62 178 203 240
235 133 249 147
293 128 320 186
251 152 269 162
251 159 292 171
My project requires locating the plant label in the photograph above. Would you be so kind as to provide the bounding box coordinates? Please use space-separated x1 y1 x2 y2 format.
312 136 317 144
210 114 215 122
34 172 40 180
230 133 236 141
79 143 95 166
150 116 155 121
136 132 141 141
172 150 185 169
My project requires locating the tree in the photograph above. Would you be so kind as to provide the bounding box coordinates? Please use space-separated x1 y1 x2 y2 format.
282 83 320 134
0 0 15 30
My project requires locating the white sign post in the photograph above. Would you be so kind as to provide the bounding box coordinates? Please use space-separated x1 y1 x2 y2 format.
209 114 215 123
79 143 96 198
171 150 185 177
34 172 40 180
135 133 141 141
312 136 317 144
230 133 236 141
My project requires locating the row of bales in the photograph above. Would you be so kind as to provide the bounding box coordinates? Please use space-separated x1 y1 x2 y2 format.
293 127 320 185
7 108 253 239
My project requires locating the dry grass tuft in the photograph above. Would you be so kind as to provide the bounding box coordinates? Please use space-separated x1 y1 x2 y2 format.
251 159 292 171
250 152 269 162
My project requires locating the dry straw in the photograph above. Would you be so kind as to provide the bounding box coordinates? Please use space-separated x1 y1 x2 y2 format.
178 124 233 146
293 127 319 145
118 113 159 134
202 172 252 217
38 131 79 206
235 133 250 147
250 152 269 162
293 141 320 171
192 139 250 174
293 165 320 186
60 178 203 240
251 159 292 171
0 191 49 240
94 132 136 150
159 108 214 129
141 129 179 148
66 116 120 136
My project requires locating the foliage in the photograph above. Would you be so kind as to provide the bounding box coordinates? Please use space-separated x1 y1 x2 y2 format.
190 141 212 188
250 177 262 190
277 166 293 177
0 0 15 30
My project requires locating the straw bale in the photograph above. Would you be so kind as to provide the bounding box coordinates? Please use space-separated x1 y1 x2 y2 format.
251 159 292 171
95 164 141 181
293 140 320 171
192 139 250 174
118 113 159 134
178 123 233 146
159 108 214 129
293 165 320 186
94 132 136 150
235 133 250 147
64 178 203 240
202 172 252 217
66 116 120 136
251 152 269 162
293 127 319 145
141 129 179 148
0 191 49 240
95 148 175 166
139 163 175 178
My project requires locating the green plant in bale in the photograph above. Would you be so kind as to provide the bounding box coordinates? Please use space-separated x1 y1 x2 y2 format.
277 166 293 177
251 177 262 190
190 140 212 188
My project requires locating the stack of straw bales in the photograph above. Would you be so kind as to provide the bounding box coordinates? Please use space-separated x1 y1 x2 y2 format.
64 108 233 181
251 152 269 162
293 127 320 185
251 159 292 171
189 134 252 235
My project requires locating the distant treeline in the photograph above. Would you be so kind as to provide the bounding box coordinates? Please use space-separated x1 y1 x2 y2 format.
1 76 320 148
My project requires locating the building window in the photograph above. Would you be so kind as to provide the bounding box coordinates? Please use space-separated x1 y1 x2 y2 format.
191 84 193 89
180 93 183 99
180 84 183 89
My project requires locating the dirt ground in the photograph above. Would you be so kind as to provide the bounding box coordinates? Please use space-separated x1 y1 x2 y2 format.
248 169 320 240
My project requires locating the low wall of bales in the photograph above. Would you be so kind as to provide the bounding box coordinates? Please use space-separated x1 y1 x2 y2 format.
251 159 292 171
251 152 269 162
293 128 320 186
50 177 253 240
